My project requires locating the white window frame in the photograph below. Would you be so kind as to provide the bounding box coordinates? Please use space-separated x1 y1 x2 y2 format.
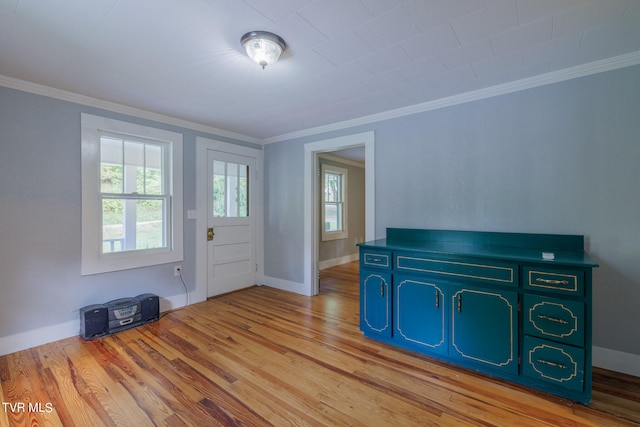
81 113 183 275
321 163 348 241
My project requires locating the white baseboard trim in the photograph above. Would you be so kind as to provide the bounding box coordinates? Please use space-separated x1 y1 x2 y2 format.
319 253 359 270
0 293 188 357
262 276 310 296
593 346 640 377
0 320 78 357
162 292 191 312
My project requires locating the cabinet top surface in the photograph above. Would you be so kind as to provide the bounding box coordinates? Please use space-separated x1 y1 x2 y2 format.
357 229 598 268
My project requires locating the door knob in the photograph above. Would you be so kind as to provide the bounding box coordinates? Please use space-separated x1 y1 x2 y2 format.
207 227 215 241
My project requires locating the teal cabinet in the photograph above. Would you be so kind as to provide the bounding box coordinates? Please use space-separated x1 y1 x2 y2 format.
450 286 518 375
394 276 447 355
358 228 597 404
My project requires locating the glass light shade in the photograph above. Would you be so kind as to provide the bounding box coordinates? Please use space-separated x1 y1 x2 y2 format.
241 31 286 69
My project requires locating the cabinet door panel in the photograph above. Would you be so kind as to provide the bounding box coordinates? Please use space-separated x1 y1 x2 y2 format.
394 277 447 355
360 271 392 337
450 287 518 374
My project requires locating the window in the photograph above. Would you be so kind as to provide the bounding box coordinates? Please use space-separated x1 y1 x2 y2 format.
213 160 249 218
81 114 183 275
321 164 348 241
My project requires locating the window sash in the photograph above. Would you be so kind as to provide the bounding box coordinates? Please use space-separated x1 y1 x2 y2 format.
324 201 343 232
324 171 342 203
100 194 170 254
321 164 348 241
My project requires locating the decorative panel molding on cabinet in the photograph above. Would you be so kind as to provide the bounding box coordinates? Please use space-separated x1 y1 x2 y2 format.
394 275 447 356
524 294 584 347
360 272 392 337
523 336 585 392
358 228 597 404
450 286 518 375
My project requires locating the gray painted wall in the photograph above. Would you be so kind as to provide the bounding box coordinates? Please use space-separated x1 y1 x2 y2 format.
263 138 305 282
264 64 640 357
0 86 257 338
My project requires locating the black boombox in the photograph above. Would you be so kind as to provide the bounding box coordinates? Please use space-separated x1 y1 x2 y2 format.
79 293 159 340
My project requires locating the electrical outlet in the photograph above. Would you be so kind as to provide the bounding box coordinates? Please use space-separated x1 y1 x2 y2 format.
174 265 182 276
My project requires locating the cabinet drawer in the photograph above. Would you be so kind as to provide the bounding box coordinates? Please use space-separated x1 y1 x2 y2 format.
396 254 517 286
524 267 584 296
361 251 392 270
523 336 584 392
524 295 584 347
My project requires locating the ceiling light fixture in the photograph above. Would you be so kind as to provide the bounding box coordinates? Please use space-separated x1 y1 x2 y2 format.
241 31 286 69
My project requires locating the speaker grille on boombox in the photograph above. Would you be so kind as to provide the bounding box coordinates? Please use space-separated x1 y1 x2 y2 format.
136 293 160 323
79 304 108 340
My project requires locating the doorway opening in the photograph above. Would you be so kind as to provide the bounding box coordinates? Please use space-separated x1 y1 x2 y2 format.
317 149 365 293
304 131 375 296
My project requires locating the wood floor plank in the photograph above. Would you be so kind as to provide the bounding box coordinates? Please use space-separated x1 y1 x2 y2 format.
1 261 639 426
37 342 108 427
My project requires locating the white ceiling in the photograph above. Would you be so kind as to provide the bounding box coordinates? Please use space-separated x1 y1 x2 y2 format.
1 0 639 142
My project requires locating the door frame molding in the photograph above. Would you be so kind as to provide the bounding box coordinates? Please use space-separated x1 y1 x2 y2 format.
195 137 264 304
304 131 375 296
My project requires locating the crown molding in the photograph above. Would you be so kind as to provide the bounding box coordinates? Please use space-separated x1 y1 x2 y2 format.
3 50 639 146
0 75 261 145
262 50 640 144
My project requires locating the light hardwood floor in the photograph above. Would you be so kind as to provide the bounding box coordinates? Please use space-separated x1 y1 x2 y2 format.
1 262 639 426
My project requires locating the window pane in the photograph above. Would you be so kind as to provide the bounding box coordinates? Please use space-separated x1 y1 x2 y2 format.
324 203 342 232
136 199 165 249
125 140 145 193
100 137 123 193
102 198 124 253
325 172 341 202
238 164 248 217
228 163 239 217
145 144 163 195
213 160 226 217
101 164 123 194
102 198 166 253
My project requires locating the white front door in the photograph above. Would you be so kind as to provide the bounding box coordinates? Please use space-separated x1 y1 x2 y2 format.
207 150 256 297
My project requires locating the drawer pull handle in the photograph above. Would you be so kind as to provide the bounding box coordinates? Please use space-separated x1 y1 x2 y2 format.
435 290 439 308
537 314 569 325
380 283 384 298
536 278 569 285
537 359 567 369
457 294 462 313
